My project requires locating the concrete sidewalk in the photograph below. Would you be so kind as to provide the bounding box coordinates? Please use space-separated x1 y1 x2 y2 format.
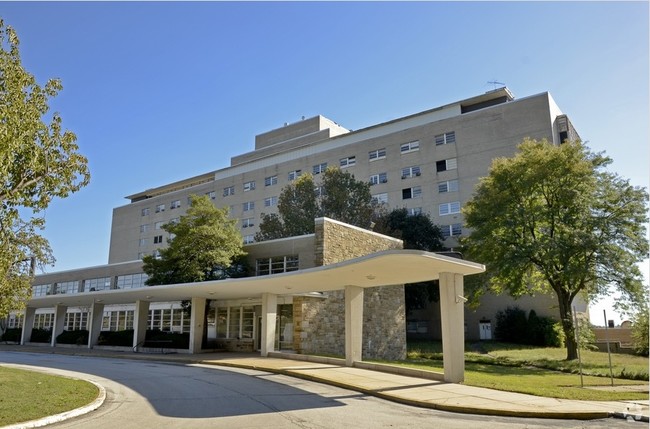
2 344 648 422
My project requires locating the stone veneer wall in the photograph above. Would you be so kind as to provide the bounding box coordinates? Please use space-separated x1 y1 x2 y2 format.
293 218 406 361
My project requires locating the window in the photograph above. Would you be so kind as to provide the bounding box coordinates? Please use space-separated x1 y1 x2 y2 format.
155 204 165 213
84 277 112 292
34 313 54 330
140 224 149 233
441 223 462 238
313 162 327 175
402 186 422 200
438 179 459 193
264 196 278 207
288 170 301 181
65 312 88 331
436 158 458 172
407 207 422 216
369 148 386 161
32 284 52 297
265 175 278 186
116 273 148 290
153 235 163 244
242 201 255 212
256 255 300 276
141 208 150 216
55 281 80 295
369 173 388 185
155 221 164 230
439 201 461 216
170 217 180 224
340 156 356 168
400 141 420 154
242 217 254 228
401 166 421 179
170 200 181 209
243 235 254 244
206 191 216 200
223 186 235 197
435 131 456 146
139 238 146 246
243 181 256 192
372 193 388 204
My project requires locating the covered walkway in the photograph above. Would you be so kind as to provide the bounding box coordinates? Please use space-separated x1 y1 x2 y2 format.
19 249 484 383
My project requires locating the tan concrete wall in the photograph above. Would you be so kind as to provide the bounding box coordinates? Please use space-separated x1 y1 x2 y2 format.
294 218 406 360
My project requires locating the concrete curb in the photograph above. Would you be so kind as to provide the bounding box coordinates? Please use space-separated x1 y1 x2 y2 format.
197 359 612 421
1 367 106 429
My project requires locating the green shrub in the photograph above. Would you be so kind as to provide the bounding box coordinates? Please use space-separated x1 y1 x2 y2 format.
1 328 22 342
30 328 51 343
144 329 189 349
56 330 89 345
98 329 134 347
494 307 562 347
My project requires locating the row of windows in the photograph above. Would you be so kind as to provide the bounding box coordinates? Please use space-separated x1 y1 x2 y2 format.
256 255 300 276
32 273 149 297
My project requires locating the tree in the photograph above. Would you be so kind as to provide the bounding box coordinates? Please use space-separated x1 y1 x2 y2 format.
462 138 649 360
631 289 649 357
0 20 90 317
256 167 378 241
143 195 246 285
373 208 445 313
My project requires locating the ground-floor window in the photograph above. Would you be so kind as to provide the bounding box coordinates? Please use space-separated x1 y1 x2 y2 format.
34 313 54 330
277 304 293 350
65 312 88 331
148 308 190 333
8 313 23 329
102 310 134 331
215 306 255 339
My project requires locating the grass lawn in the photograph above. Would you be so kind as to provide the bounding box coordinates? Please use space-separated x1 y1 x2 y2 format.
396 341 649 401
0 366 99 426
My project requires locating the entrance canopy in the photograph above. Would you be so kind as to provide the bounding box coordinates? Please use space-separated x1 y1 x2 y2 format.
27 250 485 308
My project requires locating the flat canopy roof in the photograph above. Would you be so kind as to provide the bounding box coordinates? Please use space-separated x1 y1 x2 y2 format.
27 250 485 308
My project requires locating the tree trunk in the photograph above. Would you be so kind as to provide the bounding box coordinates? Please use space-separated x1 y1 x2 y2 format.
557 291 578 360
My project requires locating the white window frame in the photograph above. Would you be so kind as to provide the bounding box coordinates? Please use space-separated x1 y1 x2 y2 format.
339 156 356 168
372 193 388 204
439 201 461 216
288 170 301 181
242 201 255 212
438 179 459 193
401 166 421 179
312 162 328 175
369 172 388 185
264 196 278 207
402 186 422 200
435 131 456 146
242 217 254 228
170 200 181 209
369 148 386 161
436 158 458 172
243 181 256 192
400 141 420 154
155 204 165 213
141 208 150 216
265 175 278 186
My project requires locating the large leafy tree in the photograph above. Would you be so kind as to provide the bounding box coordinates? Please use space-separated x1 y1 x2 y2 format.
462 138 649 360
0 20 90 316
143 195 247 285
373 208 445 313
256 167 378 241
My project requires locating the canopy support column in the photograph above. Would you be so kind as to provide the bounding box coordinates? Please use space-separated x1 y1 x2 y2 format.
261 293 277 357
345 285 364 366
88 302 105 349
133 300 150 351
51 304 68 347
439 272 465 383
20 307 36 345
189 297 206 354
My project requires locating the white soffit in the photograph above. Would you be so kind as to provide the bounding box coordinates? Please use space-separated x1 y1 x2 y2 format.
27 250 485 308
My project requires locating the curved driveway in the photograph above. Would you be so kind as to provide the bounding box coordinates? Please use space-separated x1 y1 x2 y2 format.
0 352 635 429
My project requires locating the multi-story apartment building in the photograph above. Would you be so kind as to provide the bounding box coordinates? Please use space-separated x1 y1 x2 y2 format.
6 88 585 354
109 87 578 263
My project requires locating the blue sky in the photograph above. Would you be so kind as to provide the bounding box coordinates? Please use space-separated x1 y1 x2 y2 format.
2 2 648 325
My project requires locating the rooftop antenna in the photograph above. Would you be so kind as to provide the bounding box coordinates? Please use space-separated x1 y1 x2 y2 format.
487 80 506 90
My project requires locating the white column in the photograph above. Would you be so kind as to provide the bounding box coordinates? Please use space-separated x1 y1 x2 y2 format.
439 272 465 383
51 304 68 347
133 300 150 351
88 302 105 349
20 307 36 345
345 285 364 367
261 293 277 357
189 297 206 354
